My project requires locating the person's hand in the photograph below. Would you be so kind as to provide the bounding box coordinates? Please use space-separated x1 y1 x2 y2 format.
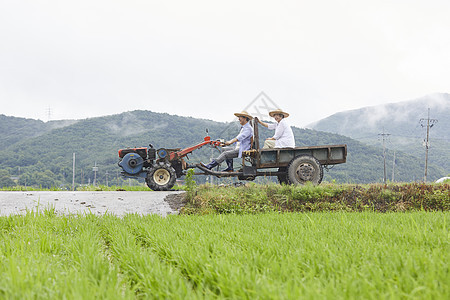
258 119 268 128
225 138 236 146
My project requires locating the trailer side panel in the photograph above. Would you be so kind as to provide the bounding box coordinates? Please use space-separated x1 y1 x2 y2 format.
258 145 347 168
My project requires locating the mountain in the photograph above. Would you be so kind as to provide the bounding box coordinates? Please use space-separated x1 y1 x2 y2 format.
0 111 240 187
0 110 446 188
0 115 78 151
307 93 450 175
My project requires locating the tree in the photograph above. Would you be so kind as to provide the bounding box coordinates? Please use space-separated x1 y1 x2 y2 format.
0 170 15 188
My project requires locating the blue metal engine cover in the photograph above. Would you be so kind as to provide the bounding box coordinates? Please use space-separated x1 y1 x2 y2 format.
119 153 144 174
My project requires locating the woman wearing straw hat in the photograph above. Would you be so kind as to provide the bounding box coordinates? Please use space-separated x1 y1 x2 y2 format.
201 111 254 172
257 109 295 148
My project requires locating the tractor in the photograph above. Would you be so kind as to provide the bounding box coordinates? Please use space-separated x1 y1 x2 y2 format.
118 117 347 191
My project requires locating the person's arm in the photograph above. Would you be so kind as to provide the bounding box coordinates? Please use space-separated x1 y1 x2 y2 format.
224 137 238 146
257 118 269 128
272 120 286 140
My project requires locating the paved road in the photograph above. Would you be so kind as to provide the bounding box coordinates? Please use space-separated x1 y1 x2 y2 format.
0 191 185 217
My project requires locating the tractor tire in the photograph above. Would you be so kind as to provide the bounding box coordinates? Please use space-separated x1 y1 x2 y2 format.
146 162 177 191
277 167 289 185
287 155 323 185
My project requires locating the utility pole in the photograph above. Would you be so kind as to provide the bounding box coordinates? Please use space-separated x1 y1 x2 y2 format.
420 108 438 182
93 162 98 186
72 153 76 191
391 150 396 182
105 171 109 187
378 129 391 184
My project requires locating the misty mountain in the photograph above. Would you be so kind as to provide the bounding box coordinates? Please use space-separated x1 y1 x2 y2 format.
307 93 450 173
0 111 246 187
0 115 78 151
0 110 446 188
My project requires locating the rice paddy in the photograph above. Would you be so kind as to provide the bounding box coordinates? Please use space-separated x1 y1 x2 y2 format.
0 211 448 299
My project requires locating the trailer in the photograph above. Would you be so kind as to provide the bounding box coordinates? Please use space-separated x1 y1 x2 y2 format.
117 117 347 190
195 117 347 185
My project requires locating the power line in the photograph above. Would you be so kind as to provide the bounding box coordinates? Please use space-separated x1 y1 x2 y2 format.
350 135 379 140
419 108 438 182
352 133 450 142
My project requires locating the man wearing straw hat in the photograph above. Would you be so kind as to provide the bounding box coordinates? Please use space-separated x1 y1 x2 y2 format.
200 111 253 172
257 109 295 148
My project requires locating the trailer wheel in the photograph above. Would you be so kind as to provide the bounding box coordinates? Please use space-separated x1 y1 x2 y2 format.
277 167 289 185
146 162 176 191
287 155 323 185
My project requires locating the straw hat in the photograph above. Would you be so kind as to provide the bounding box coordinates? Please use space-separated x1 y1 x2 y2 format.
234 110 253 120
269 109 289 118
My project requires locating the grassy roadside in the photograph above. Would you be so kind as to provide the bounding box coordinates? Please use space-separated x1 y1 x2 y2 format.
182 182 450 214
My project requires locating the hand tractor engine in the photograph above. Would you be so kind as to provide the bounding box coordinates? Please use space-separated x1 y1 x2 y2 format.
118 137 222 191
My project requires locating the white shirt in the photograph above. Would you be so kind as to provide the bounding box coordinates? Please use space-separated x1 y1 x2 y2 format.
268 118 295 148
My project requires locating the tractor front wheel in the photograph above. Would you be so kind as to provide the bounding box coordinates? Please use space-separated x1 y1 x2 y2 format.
146 162 176 191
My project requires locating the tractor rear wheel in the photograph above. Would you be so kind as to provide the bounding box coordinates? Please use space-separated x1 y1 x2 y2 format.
146 162 176 191
287 155 323 185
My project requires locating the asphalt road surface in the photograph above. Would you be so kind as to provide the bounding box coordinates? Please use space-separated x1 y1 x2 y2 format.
0 191 185 217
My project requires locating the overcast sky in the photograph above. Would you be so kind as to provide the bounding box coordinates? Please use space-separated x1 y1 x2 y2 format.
0 0 449 127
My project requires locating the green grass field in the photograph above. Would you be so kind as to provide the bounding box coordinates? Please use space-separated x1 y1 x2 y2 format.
0 211 448 299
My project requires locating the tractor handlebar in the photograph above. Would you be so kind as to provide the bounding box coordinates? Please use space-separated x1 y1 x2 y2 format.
169 136 223 160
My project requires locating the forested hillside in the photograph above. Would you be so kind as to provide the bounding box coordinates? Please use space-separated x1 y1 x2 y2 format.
0 115 78 151
308 93 450 172
0 110 445 188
